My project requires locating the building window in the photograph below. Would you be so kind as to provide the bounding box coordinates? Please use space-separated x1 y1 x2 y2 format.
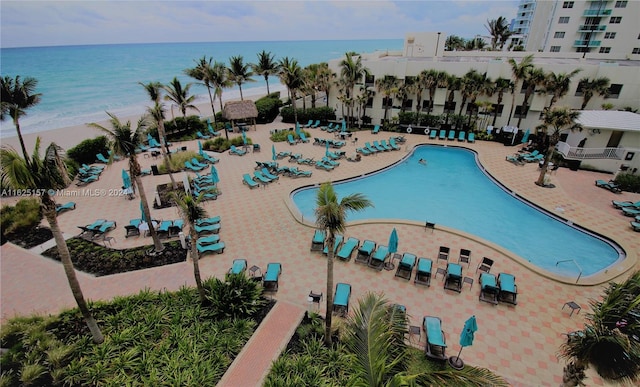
563 1 574 8
575 81 585 96
608 84 622 98
366 97 373 108
599 47 611 53
465 103 478 115
604 32 616 39
559 16 570 24
365 75 374 87
422 100 433 111
554 31 565 38
491 104 504 117
514 106 529 119
550 46 561 52
381 97 393 109
402 99 413 110
633 48 640 54
615 1 627 8
443 101 456 113
610 17 622 24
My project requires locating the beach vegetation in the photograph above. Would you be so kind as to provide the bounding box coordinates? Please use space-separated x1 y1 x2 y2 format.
0 197 42 244
66 135 109 166
486 17 513 51
1 75 42 167
542 69 582 110
613 173 640 193
227 55 255 101
535 107 582 187
577 76 611 110
278 57 304 126
156 150 199 173
490 77 513 126
269 129 309 143
0 137 104 343
398 112 443 128
315 182 373 346
506 54 534 127
201 136 246 153
251 50 280 95
375 75 399 126
162 115 206 140
184 56 224 132
280 106 335 124
338 53 370 128
255 92 283 124
163 77 199 124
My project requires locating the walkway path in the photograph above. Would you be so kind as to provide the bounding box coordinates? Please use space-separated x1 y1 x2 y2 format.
217 301 306 387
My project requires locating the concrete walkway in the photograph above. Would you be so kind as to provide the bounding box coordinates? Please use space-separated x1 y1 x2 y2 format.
217 301 306 387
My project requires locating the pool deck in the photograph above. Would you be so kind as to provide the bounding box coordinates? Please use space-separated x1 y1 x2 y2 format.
1 121 639 386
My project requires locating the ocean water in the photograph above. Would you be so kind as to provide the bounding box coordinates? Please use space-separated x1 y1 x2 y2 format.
0 39 402 138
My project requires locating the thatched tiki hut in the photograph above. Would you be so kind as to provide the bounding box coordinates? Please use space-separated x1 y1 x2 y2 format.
222 100 258 132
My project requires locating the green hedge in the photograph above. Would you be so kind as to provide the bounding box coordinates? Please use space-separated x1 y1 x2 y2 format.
255 92 283 124
280 106 335 124
203 136 250 152
269 129 309 143
397 112 443 127
1 198 42 244
66 136 109 165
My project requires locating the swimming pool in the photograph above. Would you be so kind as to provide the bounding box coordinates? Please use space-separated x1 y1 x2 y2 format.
291 145 623 277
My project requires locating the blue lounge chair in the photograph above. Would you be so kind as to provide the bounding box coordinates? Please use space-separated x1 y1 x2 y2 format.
196 234 220 246
595 179 622 193
438 130 447 140
288 167 312 177
90 221 116 240
379 140 392 151
337 237 359 261
96 153 110 163
356 147 371 156
524 153 544 163
458 131 466 141
195 222 221 235
229 259 247 275
356 240 376 264
287 134 297 145
395 253 416 280
242 174 259 189
82 163 105 172
299 132 310 143
185 161 205 172
191 158 207 168
56 202 76 213
498 273 518 305
198 241 225 255
276 151 292 159
506 154 525 166
263 262 282 291
429 130 438 140
479 272 499 305
107 150 122 161
230 145 247 156
169 219 184 237
371 124 380 134
414 258 432 286
364 142 378 153
201 152 219 164
196 216 221 225
76 174 99 186
443 263 463 293
372 141 386 152
125 219 142 238
196 131 210 139
261 168 279 181
156 220 173 238
447 130 456 140
311 229 325 251
423 316 447 361
467 132 475 143
315 161 334 171
323 234 343 255
78 219 106 236
333 283 351 316
310 120 321 128
368 245 389 270
631 221 640 232
253 170 273 184
302 119 313 128
388 138 401 150
612 200 640 209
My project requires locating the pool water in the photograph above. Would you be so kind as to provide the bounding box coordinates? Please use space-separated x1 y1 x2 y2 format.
292 145 622 277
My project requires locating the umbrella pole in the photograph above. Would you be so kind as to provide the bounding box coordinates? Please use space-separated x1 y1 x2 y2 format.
448 347 465 370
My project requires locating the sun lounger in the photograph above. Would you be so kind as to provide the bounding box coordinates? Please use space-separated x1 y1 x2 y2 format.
288 167 312 177
631 221 640 232
479 272 499 305
506 154 525 165
90 221 116 240
467 132 475 143
355 240 376 264
261 168 279 181
622 207 640 217
310 120 320 128
443 263 463 293
201 152 219 164
229 145 247 156
372 141 386 152
429 130 438 140
253 170 273 184
196 216 221 226
311 229 325 251
447 130 456 140
436 246 450 264
156 220 173 238
263 263 282 291
242 174 259 189
333 283 351 316
185 161 205 172
423 316 447 361
364 142 378 153
612 200 640 209
56 202 76 213
371 124 380 134
379 140 392 151
395 253 416 280
457 131 466 141
368 245 389 271
96 153 110 163
196 234 221 246
168 219 184 237
299 132 310 143
197 241 225 255
322 234 343 255
229 259 247 275
497 273 518 305
302 119 313 128
78 219 106 237
196 131 210 139
438 130 446 140
315 161 334 171
287 134 297 145
195 222 221 235
595 179 622 193
388 137 401 150
414 258 432 286
356 147 371 156
336 237 359 261
524 153 544 163
76 174 99 186
276 151 292 159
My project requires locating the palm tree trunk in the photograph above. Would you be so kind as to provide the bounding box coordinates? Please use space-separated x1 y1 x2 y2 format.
13 117 30 168
42 197 104 343
157 120 177 190
265 76 271 95
135 175 164 252
189 227 206 303
536 143 556 186
492 94 503 126
238 84 244 100
291 90 298 126
324 232 335 346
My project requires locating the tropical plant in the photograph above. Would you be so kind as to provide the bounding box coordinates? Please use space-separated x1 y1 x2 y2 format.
0 75 42 165
251 50 279 95
459 70 491 125
339 53 369 127
88 113 164 252
375 75 399 124
445 35 465 51
491 77 513 126
578 76 610 110
534 107 583 186
486 17 513 50
227 55 255 101
543 69 582 109
443 74 461 125
559 270 640 386
355 85 374 128
316 62 335 107
163 77 199 122
184 56 223 133
204 274 265 319
421 69 447 116
517 66 546 128
464 37 487 51
314 182 372 345
278 57 304 126
0 139 104 343
507 54 534 126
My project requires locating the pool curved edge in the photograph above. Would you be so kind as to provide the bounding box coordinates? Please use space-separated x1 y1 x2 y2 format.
282 142 637 286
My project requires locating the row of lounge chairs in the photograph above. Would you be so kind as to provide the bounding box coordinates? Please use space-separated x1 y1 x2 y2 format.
287 133 310 145
76 163 105 186
185 156 218 172
428 129 475 143
356 138 401 155
78 219 116 240
596 179 622 193
302 120 321 128
313 137 346 148
611 200 640 230
479 272 518 305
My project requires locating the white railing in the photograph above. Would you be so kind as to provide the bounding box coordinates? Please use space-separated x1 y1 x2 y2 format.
556 142 624 160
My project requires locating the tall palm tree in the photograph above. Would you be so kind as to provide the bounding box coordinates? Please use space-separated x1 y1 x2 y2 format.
209 61 232 140
422 69 447 116
579 76 610 109
315 182 372 346
443 74 461 125
278 57 304 126
375 75 399 124
0 139 104 343
486 17 513 50
445 35 465 51
491 77 513 126
227 55 255 101
534 107 583 186
0 75 42 166
184 56 221 132
517 66 546 128
89 113 164 252
543 69 582 109
339 53 369 127
397 77 414 113
559 270 640 386
173 191 208 304
304 63 324 109
139 81 177 189
163 77 199 121
344 293 509 385
316 62 335 107
507 54 534 126
251 50 279 96
355 85 374 128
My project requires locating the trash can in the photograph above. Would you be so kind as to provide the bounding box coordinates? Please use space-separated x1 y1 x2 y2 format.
151 165 159 175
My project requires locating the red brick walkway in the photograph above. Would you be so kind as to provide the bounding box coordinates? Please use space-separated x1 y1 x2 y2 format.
217 301 305 386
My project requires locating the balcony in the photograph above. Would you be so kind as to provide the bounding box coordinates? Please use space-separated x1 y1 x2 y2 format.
573 40 602 47
578 24 606 32
556 142 624 161
583 9 612 16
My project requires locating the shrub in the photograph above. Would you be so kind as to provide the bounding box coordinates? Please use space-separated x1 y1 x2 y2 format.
614 172 640 193
1 198 42 244
280 106 335 124
157 151 201 173
66 136 109 165
269 129 310 143
255 92 283 124
204 274 266 319
163 115 206 140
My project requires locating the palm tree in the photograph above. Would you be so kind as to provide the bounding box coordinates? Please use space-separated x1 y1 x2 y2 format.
445 35 465 51
517 66 546 128
163 77 199 121
344 293 509 385
559 271 640 386
422 69 447 116
375 75 399 125
278 57 304 126
507 54 534 126
491 77 513 126
89 113 164 252
486 17 513 50
315 182 372 345
251 50 279 96
316 62 335 107
355 85 374 128
0 139 104 343
227 55 255 101
184 56 221 132
397 77 414 113
139 81 177 189
173 191 208 304
443 74 461 125
534 107 583 186
0 75 42 165
458 70 490 126
339 53 369 127
210 61 232 140
544 69 582 109
579 76 610 109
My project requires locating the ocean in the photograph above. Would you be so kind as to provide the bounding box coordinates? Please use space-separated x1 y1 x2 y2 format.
0 39 402 138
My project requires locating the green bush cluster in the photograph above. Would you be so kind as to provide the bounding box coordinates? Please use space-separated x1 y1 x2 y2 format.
613 172 640 193
397 112 443 127
255 92 283 124
156 150 201 173
1 198 42 244
66 136 109 165
269 129 309 143
280 106 335 124
202 135 249 152
204 274 266 320
163 116 207 141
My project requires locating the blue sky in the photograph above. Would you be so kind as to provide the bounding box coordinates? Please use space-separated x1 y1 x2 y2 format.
1 0 518 48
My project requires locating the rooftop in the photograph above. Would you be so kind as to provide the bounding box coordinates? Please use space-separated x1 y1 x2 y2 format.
577 110 640 131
